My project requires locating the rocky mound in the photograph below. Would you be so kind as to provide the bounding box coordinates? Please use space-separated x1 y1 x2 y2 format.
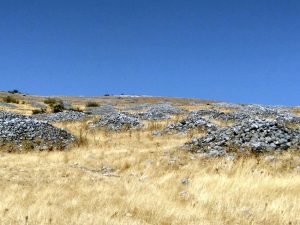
0 102 17 108
85 105 117 115
91 112 143 130
33 111 88 122
0 111 75 150
185 119 300 156
136 102 185 121
185 105 300 126
212 105 300 124
163 110 219 134
0 110 27 120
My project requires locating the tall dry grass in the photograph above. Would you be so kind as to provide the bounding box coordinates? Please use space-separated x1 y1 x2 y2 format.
0 120 299 225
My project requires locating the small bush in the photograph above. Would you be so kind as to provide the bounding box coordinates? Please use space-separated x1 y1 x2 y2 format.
52 101 65 113
43 98 65 113
32 108 46 115
43 98 58 106
86 102 99 107
2 96 19 104
8 89 20 94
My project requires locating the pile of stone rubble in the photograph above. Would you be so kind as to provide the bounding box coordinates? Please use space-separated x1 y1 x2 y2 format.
85 105 117 115
163 110 219 134
32 111 88 122
0 110 27 120
135 102 186 121
0 111 75 150
181 105 300 126
212 105 300 124
90 112 143 130
184 118 300 156
0 102 17 108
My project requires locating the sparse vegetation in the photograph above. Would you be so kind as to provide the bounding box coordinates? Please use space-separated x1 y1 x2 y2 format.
43 98 65 113
43 97 58 106
86 101 99 107
32 108 46 115
52 101 65 113
2 96 19 104
70 107 83 112
0 94 300 224
0 122 299 225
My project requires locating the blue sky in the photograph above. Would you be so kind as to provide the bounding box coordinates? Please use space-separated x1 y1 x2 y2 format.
0 0 299 105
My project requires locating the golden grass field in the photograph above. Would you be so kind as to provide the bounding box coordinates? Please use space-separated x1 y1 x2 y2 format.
0 93 300 225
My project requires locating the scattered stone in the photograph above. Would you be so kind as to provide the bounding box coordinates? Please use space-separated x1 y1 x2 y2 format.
181 177 189 185
139 174 147 182
179 190 189 198
264 155 277 162
70 163 120 177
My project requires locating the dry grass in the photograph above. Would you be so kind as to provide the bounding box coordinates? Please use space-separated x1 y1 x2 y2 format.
0 92 299 224
0 120 300 225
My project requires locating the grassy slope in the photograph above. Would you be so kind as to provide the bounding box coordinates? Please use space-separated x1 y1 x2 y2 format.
0 92 299 224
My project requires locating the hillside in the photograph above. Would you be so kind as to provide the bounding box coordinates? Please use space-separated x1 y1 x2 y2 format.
0 91 299 225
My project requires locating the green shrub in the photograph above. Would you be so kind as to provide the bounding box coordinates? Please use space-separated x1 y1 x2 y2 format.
2 96 19 104
86 101 99 107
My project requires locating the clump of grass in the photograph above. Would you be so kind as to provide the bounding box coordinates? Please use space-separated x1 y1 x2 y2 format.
75 129 89 147
43 98 58 106
70 107 83 112
32 108 47 115
148 121 166 131
86 102 99 107
2 96 19 104
43 98 65 113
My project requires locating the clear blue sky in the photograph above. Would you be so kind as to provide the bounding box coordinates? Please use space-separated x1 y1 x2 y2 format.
0 1 299 105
